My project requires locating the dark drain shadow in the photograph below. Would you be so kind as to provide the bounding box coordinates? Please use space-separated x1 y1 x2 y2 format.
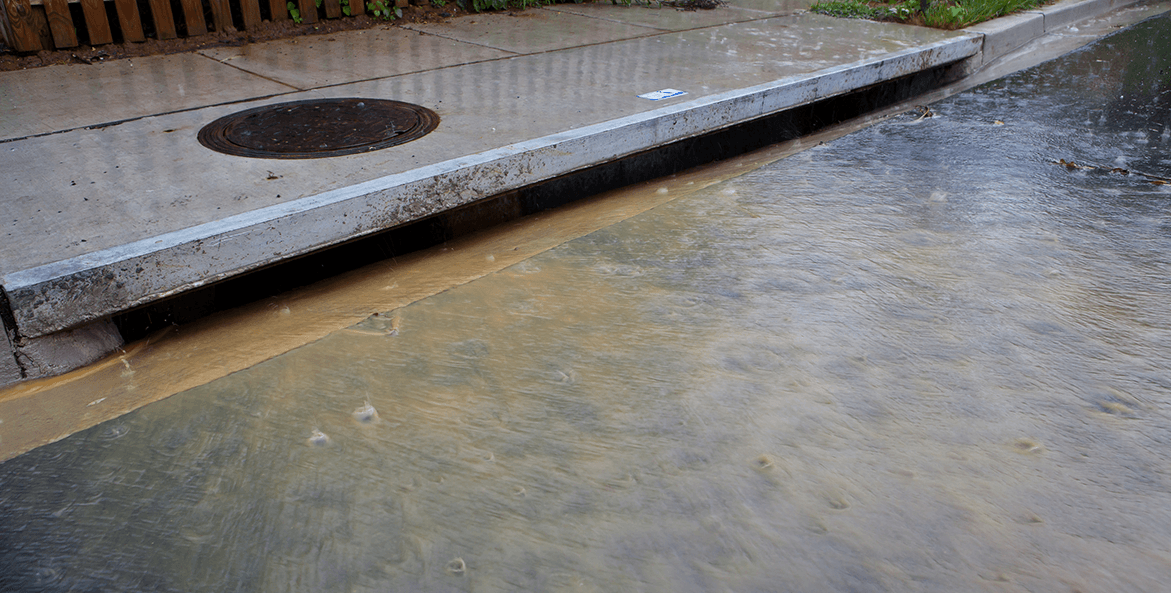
114 61 965 342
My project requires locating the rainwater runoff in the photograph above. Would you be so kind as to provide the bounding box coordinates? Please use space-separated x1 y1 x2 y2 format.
2 12 1170 593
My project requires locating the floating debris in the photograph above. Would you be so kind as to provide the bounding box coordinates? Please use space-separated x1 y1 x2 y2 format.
1053 159 1171 184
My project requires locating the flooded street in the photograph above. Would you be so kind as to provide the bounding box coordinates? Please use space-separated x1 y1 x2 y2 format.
3 13 1170 592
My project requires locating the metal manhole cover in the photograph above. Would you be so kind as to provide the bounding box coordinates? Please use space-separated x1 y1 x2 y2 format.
198 98 440 159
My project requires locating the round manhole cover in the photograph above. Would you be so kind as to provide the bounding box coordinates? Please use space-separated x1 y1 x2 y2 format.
198 98 440 159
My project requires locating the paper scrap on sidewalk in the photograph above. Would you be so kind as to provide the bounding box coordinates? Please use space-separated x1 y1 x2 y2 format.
638 89 687 101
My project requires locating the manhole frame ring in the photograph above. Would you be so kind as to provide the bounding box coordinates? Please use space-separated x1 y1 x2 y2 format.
197 97 441 160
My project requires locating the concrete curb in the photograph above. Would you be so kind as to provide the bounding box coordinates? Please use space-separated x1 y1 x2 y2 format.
964 0 1140 64
965 11 1045 64
0 324 21 386
1036 0 1139 31
2 35 980 340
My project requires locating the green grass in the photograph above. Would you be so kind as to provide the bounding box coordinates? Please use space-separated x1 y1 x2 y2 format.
810 0 1047 29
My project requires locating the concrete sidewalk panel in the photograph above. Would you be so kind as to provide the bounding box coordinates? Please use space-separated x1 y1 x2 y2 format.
198 28 514 90
542 3 773 30
966 11 1045 64
1 32 980 338
729 0 815 14
1 15 976 281
0 54 295 142
400 10 663 53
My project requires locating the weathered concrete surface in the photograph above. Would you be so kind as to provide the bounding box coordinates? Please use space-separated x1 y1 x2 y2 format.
966 11 1047 64
0 54 296 142
2 33 982 340
0 0 1156 386
399 9 664 53
10 319 123 381
196 27 514 90
0 325 20 386
546 0 792 29
3 13 968 282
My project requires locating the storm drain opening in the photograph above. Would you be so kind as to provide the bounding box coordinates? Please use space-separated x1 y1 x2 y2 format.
198 98 440 159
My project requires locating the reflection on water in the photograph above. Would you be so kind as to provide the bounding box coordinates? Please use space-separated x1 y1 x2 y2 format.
3 13 1171 593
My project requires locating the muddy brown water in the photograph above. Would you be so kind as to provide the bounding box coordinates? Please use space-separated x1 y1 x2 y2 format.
2 13 1171 592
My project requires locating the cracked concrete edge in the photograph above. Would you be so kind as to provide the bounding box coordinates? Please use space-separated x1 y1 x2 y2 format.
8 320 124 386
0 287 22 386
1 325 21 388
1 348 20 386
1 286 124 388
0 34 982 341
965 0 1140 64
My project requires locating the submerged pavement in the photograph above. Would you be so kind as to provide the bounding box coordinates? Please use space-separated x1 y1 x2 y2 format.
0 0 1163 386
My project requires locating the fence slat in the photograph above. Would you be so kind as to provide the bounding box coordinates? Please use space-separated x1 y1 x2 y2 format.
1 0 42 51
145 0 176 39
79 0 113 45
267 0 287 19
239 0 261 28
177 0 206 35
296 0 316 23
113 0 145 42
207 0 232 31
3 0 396 53
42 0 77 48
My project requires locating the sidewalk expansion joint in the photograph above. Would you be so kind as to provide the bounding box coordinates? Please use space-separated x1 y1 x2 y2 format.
196 52 304 92
395 27 527 53
537 5 780 32
0 92 292 144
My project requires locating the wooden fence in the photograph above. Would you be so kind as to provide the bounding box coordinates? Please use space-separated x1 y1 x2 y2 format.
0 0 397 53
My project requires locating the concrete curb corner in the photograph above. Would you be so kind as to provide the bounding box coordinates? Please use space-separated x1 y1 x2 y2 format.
964 0 1142 65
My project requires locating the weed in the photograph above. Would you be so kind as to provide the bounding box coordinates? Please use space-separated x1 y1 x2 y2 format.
454 0 556 12
924 0 1046 28
287 0 302 23
368 0 402 19
810 0 1046 28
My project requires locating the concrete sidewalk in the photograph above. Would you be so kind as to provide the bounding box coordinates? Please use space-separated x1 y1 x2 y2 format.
0 0 1161 386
